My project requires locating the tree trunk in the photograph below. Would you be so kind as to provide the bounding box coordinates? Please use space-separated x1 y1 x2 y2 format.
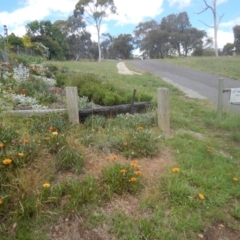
97 27 101 62
213 1 218 57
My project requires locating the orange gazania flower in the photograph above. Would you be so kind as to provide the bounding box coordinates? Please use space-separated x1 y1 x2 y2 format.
2 158 12 165
112 155 117 160
0 199 3 205
130 177 137 182
137 126 143 131
135 171 142 176
172 167 180 173
0 143 4 148
131 160 138 168
198 193 205 200
105 157 110 161
123 142 128 146
233 177 238 182
48 126 54 131
45 137 51 141
120 169 126 175
23 139 29 144
207 148 212 153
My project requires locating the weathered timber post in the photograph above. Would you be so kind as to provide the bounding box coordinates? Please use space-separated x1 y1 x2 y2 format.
157 88 170 135
65 87 79 124
217 78 224 119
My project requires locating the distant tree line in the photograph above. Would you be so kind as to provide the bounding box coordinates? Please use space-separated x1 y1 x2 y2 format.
3 11 240 60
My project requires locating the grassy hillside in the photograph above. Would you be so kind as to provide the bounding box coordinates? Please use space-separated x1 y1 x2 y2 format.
1 60 240 240
162 56 240 80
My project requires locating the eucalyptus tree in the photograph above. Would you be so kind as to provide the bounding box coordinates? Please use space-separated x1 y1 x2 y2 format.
112 34 134 59
233 25 240 54
160 12 192 56
74 0 117 61
197 0 224 57
101 33 115 59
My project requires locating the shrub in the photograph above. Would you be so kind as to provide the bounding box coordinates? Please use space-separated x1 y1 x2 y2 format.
102 161 143 195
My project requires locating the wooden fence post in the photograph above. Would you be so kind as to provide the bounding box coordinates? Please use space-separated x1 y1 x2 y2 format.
217 78 224 119
65 87 79 124
157 88 170 135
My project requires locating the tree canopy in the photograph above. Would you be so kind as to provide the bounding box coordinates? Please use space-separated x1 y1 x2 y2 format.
74 0 117 61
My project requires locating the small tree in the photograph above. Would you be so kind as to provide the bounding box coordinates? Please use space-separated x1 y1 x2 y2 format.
74 0 117 61
233 25 240 54
197 0 224 57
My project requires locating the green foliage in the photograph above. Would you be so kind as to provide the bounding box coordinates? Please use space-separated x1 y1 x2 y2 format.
55 147 85 173
102 162 143 195
67 73 152 106
118 127 161 158
13 53 45 65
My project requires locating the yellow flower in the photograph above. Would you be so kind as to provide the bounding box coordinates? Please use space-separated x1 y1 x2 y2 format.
123 142 128 146
0 199 3 205
130 177 137 182
45 137 51 141
52 131 58 136
198 193 205 200
135 171 142 176
137 126 143 131
43 182 50 188
233 177 238 182
2 158 12 165
120 169 126 175
18 153 24 157
172 167 180 173
0 143 4 148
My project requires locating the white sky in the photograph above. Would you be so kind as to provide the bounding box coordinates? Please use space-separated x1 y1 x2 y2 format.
0 0 239 49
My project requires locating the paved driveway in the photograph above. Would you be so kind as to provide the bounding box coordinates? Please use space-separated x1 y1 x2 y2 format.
127 59 240 111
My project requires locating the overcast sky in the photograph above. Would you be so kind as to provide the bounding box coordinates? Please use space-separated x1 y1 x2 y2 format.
0 0 239 49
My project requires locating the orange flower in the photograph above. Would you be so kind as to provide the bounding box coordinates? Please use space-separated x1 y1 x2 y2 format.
112 155 117 160
137 126 143 131
135 171 142 176
172 167 180 173
23 139 29 144
198 193 205 200
233 177 238 182
45 137 51 141
0 143 4 148
0 199 3 205
123 142 128 146
207 147 212 153
130 177 137 182
105 157 110 161
120 169 126 175
48 126 54 131
2 158 12 165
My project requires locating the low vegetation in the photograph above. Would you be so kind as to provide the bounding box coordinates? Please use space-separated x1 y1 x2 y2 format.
162 56 240 80
1 55 240 239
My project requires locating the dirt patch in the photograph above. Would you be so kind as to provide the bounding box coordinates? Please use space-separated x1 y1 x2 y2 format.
48 216 110 240
202 222 240 240
48 149 175 239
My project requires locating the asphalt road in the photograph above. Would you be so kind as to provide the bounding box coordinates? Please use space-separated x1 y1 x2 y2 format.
127 59 240 111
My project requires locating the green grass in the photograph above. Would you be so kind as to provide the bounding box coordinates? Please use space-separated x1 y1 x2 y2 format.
1 60 240 239
162 56 240 80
